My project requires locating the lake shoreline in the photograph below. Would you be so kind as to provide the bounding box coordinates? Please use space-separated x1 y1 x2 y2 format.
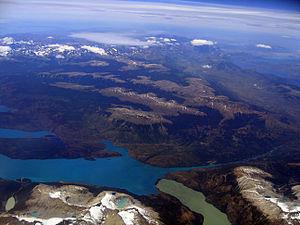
157 179 231 225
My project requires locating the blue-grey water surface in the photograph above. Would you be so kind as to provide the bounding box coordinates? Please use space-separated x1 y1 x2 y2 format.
0 128 212 195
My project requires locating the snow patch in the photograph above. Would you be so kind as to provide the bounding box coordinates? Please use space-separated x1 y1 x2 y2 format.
34 49 50 57
83 205 105 223
89 206 104 221
118 210 136 225
268 198 300 213
0 46 12 57
49 191 62 199
16 215 74 225
101 193 116 210
132 205 158 224
1 37 14 45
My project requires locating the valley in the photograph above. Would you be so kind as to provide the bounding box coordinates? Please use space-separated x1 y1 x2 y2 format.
0 33 300 225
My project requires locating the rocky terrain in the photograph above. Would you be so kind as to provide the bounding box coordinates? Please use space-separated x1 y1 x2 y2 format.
131 76 254 119
107 107 172 125
0 34 299 167
100 87 204 116
167 163 300 225
1 2 300 224
0 179 202 225
235 166 300 224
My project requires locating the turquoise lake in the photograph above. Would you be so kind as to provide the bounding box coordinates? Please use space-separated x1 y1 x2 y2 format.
0 128 213 195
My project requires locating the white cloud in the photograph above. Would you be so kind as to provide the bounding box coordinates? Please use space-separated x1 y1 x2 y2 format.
0 46 12 56
256 44 272 49
191 39 215 46
71 32 148 46
1 37 14 45
81 45 107 55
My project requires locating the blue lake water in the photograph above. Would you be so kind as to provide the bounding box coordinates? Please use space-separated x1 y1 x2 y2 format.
116 196 131 209
0 127 213 195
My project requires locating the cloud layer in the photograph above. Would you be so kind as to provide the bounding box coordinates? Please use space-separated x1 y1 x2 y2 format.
256 44 272 49
71 33 148 46
2 0 300 38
